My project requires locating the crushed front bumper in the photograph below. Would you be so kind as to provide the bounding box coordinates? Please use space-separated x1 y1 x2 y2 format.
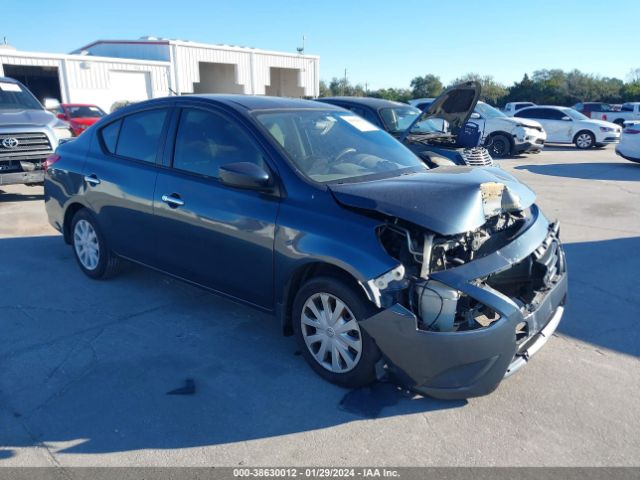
360 207 567 399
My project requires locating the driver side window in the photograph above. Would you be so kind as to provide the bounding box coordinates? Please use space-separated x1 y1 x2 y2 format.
172 108 266 179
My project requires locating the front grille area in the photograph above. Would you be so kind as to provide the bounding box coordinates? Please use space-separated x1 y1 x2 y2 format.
461 147 493 167
485 224 565 306
0 132 53 169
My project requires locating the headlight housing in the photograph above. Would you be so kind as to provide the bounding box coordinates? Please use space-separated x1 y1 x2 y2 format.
599 126 614 132
53 126 73 139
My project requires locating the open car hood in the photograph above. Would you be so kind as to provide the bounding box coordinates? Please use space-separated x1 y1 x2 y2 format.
329 166 536 236
403 81 481 139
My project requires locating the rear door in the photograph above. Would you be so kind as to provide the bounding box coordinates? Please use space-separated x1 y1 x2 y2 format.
82 106 171 264
152 105 280 308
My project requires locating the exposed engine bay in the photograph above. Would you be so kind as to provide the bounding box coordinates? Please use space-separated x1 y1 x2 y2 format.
375 209 563 335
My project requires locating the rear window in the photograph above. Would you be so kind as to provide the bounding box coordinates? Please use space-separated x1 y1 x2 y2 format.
99 109 168 162
100 120 121 153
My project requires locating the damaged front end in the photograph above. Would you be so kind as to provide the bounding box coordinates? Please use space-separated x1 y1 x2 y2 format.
352 183 568 399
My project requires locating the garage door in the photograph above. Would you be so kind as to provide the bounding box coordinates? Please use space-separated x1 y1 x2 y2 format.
109 71 151 102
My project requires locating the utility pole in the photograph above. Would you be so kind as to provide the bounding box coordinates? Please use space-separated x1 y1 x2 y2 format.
343 68 347 95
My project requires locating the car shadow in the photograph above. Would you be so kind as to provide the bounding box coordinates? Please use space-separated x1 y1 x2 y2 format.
515 162 640 181
0 190 44 202
0 235 465 457
1 234 637 456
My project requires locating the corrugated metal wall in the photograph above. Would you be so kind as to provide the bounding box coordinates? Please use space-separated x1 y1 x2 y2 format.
174 44 318 97
0 52 171 112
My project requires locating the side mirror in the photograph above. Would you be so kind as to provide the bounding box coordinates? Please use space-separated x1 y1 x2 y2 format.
43 98 60 110
470 112 481 119
561 116 572 121
219 162 272 190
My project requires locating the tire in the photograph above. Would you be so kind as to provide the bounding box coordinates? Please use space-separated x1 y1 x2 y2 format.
487 134 511 158
292 276 380 388
71 209 120 279
574 130 595 149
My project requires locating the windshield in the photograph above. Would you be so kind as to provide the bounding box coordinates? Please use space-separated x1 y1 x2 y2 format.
0 81 42 110
565 109 588 121
256 110 427 184
379 106 441 134
67 105 105 118
475 102 506 119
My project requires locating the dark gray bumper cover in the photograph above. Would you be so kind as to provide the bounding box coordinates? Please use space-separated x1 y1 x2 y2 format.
360 208 568 399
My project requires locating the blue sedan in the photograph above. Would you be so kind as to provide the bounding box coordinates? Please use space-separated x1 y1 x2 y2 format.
44 95 567 399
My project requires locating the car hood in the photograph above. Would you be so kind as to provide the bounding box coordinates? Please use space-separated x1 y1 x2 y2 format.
329 167 536 235
404 81 481 139
512 117 543 129
0 108 57 128
583 118 620 129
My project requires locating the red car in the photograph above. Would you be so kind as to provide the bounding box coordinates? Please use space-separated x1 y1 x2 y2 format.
52 103 106 136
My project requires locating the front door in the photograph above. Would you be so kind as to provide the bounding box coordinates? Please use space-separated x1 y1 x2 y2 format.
152 107 280 309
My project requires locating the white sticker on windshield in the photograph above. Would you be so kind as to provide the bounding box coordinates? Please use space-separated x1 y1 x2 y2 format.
0 82 22 92
340 115 379 132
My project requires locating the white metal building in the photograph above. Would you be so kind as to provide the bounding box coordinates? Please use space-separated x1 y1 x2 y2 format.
0 38 320 112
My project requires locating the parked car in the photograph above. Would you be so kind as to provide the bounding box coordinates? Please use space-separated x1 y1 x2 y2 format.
514 106 621 149
50 103 107 136
589 102 640 127
571 102 614 119
317 82 493 167
615 121 640 163
503 102 536 115
410 99 546 158
45 95 567 399
0 76 72 187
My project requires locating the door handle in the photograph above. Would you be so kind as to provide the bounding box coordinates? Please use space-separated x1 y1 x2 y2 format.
161 194 184 207
84 174 101 185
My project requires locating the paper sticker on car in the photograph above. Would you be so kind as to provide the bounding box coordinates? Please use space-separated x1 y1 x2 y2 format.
340 115 379 132
0 82 22 92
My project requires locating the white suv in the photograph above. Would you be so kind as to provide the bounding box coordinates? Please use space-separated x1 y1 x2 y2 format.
514 106 621 149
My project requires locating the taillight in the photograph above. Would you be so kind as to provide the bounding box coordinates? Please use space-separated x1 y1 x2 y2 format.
43 154 61 172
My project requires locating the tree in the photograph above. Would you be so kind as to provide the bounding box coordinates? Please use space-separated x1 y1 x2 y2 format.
410 74 443 99
448 73 508 105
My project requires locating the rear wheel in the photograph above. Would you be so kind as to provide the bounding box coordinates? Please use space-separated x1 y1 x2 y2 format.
574 131 595 149
487 134 511 158
71 209 120 279
293 276 380 388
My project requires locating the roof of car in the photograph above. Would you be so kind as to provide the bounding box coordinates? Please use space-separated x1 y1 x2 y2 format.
317 96 410 109
187 94 342 111
520 105 569 110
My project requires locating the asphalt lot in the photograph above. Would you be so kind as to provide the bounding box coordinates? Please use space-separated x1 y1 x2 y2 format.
0 145 639 467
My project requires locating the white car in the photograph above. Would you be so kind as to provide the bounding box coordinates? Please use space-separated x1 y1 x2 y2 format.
616 121 640 163
409 98 546 158
514 106 621 149
503 102 536 115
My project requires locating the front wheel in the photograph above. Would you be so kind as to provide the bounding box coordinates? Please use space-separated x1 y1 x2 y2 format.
293 276 380 388
487 134 511 158
71 209 121 279
574 131 595 149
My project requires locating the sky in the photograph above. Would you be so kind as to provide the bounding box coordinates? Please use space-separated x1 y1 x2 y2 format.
3 0 639 90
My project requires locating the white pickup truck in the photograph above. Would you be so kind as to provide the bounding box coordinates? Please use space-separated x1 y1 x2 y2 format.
590 102 640 127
